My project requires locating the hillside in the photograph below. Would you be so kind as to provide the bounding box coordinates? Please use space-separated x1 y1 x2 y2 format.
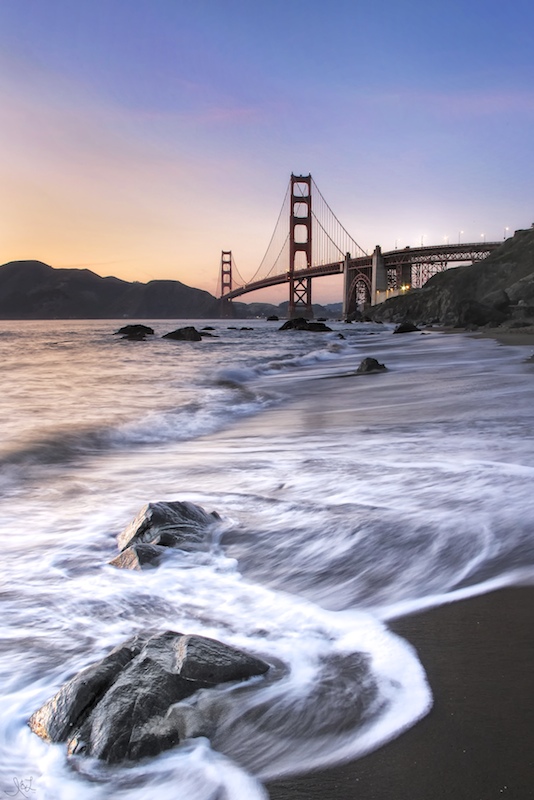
369 226 534 327
0 261 221 319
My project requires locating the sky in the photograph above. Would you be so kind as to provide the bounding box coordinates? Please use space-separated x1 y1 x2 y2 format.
1 0 534 304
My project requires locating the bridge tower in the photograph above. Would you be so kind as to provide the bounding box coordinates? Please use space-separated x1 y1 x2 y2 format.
288 173 313 319
220 250 234 318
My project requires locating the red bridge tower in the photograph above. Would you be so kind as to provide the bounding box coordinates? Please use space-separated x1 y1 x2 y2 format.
220 250 233 318
288 174 313 319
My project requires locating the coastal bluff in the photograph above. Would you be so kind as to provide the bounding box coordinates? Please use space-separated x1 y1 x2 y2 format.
368 226 534 328
0 260 220 319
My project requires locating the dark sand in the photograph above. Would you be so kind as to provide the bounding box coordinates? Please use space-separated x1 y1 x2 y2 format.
267 586 534 800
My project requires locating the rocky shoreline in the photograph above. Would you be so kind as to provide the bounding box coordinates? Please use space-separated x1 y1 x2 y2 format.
368 225 534 332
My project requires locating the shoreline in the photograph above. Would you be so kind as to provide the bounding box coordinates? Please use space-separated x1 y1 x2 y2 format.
267 585 534 800
429 323 534 348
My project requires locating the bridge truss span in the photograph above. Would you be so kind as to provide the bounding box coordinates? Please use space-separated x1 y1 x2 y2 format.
217 173 502 316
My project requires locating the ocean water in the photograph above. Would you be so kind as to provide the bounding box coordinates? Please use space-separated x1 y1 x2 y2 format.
1 318 534 799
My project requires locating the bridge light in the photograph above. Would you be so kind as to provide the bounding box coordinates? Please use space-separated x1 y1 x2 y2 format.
480 233 485 243
400 284 410 293
458 230 464 244
444 235 449 245
504 226 510 240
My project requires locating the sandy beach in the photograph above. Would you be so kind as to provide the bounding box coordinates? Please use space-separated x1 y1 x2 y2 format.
267 586 534 800
266 328 534 800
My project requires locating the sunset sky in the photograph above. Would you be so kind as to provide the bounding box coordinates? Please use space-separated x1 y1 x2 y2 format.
1 0 533 303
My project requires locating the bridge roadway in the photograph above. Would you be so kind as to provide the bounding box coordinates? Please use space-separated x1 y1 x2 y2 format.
222 241 501 307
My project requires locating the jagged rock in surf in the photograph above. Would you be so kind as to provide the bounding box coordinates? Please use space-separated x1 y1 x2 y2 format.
114 324 155 337
356 357 387 373
393 321 421 334
279 318 332 332
115 501 220 566
29 631 270 763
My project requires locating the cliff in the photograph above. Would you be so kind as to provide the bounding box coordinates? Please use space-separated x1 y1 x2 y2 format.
369 226 534 328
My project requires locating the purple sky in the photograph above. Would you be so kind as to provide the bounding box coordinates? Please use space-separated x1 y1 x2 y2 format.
1 0 533 303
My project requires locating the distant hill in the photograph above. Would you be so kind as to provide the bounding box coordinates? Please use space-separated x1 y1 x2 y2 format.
369 226 534 328
0 261 221 319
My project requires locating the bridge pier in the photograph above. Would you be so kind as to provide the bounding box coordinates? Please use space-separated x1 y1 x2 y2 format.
342 252 351 318
370 245 386 306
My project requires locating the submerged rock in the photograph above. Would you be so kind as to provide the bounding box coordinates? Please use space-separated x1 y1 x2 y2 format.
29 631 270 763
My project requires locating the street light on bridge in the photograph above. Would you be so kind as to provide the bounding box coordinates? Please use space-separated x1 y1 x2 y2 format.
481 233 485 243
458 230 464 244
504 226 510 240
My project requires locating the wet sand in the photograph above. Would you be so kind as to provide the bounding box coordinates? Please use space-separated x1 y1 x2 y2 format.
267 586 534 800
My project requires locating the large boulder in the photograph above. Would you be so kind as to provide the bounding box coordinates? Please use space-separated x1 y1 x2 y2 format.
29 631 270 763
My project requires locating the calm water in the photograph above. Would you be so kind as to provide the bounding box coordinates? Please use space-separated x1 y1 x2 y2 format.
1 319 533 799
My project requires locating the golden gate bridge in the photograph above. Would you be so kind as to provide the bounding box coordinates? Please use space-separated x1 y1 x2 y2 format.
217 174 500 318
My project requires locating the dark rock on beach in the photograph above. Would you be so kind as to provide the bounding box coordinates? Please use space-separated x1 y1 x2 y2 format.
29 631 270 763
162 326 203 341
393 321 421 334
279 317 333 332
114 324 155 337
109 543 169 570
112 501 220 569
356 357 387 373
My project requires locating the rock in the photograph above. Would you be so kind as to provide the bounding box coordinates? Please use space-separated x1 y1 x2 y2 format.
479 288 510 312
454 300 508 327
356 357 387 373
116 500 219 554
162 327 202 341
29 631 270 763
346 310 363 322
28 635 146 743
114 324 155 336
279 318 332 332
393 321 421 334
109 543 168 570
266 315 279 321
